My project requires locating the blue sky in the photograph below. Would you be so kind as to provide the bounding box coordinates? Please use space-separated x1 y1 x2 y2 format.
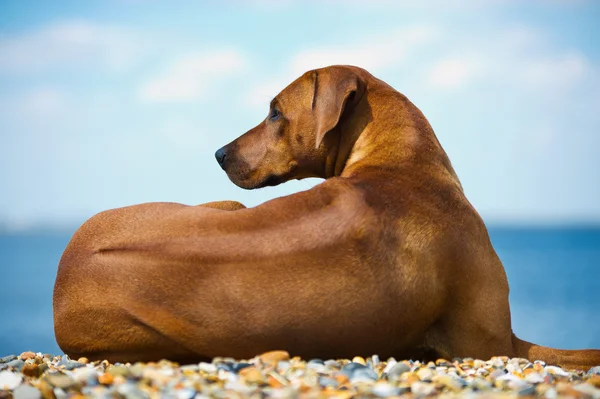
1 0 599 230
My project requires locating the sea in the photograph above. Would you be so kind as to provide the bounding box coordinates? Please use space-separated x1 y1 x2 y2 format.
0 226 599 357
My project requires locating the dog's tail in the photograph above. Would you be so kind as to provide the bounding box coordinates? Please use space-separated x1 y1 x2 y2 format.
512 333 600 371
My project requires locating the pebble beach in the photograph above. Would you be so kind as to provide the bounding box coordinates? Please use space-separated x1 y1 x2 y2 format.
1 351 599 399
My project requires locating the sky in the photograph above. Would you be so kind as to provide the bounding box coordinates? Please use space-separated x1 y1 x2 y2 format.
1 0 599 230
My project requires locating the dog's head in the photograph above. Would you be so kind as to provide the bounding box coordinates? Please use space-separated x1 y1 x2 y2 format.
215 65 366 189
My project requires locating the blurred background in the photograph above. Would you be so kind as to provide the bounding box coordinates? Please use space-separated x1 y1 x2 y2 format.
1 1 599 356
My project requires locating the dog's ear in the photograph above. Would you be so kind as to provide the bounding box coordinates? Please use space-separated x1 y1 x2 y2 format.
313 69 359 149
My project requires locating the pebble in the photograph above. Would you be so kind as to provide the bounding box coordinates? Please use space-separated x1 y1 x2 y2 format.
589 366 600 376
340 361 368 377
0 371 22 390
12 384 41 399
351 356 366 365
386 362 411 380
257 350 289 364
0 356 17 364
417 366 434 381
7 360 24 371
411 381 436 395
20 364 41 378
0 351 596 398
18 352 36 361
546 365 571 377
98 372 114 385
349 367 378 383
239 366 264 384
372 381 398 397
44 372 74 389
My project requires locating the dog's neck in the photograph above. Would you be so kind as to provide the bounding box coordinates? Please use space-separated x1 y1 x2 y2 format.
326 90 462 191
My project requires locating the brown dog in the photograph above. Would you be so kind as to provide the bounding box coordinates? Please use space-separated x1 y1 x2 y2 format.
53 65 599 370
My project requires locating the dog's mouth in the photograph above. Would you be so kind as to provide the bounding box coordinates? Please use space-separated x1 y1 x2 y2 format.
227 172 283 190
258 174 283 188
223 158 297 190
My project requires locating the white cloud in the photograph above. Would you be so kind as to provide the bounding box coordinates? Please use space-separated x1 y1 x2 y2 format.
244 25 438 109
23 87 69 116
427 58 483 89
228 0 590 9
425 27 592 92
138 50 248 102
520 53 590 89
0 20 141 73
289 26 438 76
244 80 287 110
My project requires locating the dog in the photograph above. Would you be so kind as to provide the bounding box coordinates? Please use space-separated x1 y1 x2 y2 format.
53 65 600 370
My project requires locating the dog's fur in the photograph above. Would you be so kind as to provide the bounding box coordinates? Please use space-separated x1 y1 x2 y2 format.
54 65 599 369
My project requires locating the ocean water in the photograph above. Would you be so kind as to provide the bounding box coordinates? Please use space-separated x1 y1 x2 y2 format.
0 226 598 356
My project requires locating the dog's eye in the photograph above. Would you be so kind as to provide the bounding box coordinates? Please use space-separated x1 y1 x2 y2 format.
269 108 280 121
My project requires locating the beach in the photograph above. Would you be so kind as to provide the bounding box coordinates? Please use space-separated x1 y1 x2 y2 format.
1 351 599 398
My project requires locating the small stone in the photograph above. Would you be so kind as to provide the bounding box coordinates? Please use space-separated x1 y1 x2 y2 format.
588 375 600 388
258 350 290 364
267 372 288 388
382 359 397 374
239 367 264 384
98 372 114 385
307 362 327 373
351 356 366 365
71 367 97 384
38 364 48 375
411 381 436 396
372 381 399 397
63 361 84 371
489 368 506 379
399 371 421 384
386 362 411 380
128 363 145 379
7 360 24 371
318 376 338 388
433 374 466 391
233 362 252 373
506 362 520 373
44 372 74 389
416 367 434 381
0 356 17 364
516 383 536 396
525 372 544 384
371 355 380 366
19 352 36 361
349 367 377 383
216 363 233 372
35 381 54 399
53 387 67 399
545 365 570 377
108 365 129 377
13 384 41 399
116 382 147 399
574 383 600 397
335 374 350 386
471 377 493 390
21 364 41 378
341 362 367 378
76 357 88 364
0 370 22 390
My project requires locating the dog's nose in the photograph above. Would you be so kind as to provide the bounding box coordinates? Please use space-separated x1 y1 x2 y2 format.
215 147 227 170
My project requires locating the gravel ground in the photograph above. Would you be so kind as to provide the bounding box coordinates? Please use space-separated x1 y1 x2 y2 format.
1 351 599 398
